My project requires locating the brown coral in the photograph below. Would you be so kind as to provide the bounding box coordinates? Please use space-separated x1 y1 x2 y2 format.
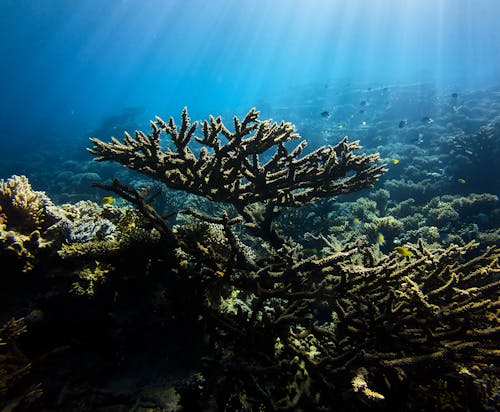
89 108 386 211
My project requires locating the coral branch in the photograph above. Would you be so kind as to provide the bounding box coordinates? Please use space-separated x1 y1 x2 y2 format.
89 108 386 210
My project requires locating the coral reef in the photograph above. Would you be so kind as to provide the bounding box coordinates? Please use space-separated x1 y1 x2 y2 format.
444 115 500 191
0 175 59 272
0 175 56 233
1 102 499 411
89 108 386 247
187 235 499 410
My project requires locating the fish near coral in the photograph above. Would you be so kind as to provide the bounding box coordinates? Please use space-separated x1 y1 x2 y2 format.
376 233 386 246
101 196 115 205
394 246 412 257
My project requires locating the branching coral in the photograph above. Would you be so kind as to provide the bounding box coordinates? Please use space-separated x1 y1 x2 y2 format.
83 108 499 409
199 238 499 410
3 102 497 410
89 108 386 246
0 317 30 396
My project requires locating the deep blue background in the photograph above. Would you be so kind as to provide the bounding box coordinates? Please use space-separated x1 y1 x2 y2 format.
0 0 499 154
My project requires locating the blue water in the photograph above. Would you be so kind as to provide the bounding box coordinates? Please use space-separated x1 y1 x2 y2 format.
1 0 499 139
0 3 499 408
0 0 499 199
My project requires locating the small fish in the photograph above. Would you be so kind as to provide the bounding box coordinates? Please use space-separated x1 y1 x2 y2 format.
320 111 331 118
394 246 413 257
338 123 344 129
360 100 367 106
457 178 466 184
421 116 433 124
361 121 367 126
398 120 406 128
101 196 115 205
451 92 458 99
353 218 361 226
376 233 386 246
392 159 400 165
359 109 365 114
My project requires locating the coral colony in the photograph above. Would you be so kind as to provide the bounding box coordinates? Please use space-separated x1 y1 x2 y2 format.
1 109 499 410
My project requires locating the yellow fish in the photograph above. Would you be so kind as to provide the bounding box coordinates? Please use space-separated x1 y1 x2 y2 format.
394 246 413 257
101 196 115 205
457 178 466 184
353 218 361 226
376 233 386 246
392 159 400 165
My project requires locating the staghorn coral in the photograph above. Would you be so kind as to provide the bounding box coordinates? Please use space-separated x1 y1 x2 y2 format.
0 317 30 397
3 100 498 410
197 237 499 410
89 107 386 246
83 108 498 408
